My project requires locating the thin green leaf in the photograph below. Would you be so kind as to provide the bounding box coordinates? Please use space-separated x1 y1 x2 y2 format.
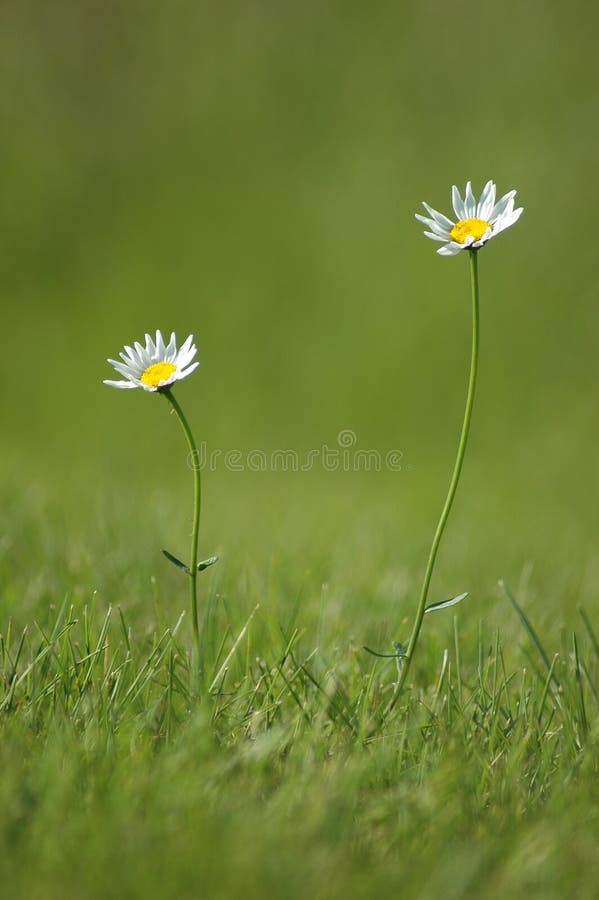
363 642 407 658
425 591 468 614
162 549 190 573
197 555 218 572
500 580 554 675
579 606 599 659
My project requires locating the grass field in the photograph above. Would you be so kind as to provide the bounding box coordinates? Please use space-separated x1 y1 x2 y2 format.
1 3 598 898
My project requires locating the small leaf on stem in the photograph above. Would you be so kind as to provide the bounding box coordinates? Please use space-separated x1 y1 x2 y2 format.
363 641 407 658
424 591 468 614
162 549 190 573
197 555 219 572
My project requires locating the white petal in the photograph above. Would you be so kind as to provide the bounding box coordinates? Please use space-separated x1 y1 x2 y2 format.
177 347 198 370
452 185 467 220
415 212 437 228
165 332 177 359
103 379 138 389
421 202 455 231
476 180 492 212
489 190 516 221
424 231 448 242
107 359 137 378
475 226 493 244
498 197 515 220
121 344 139 364
144 333 156 356
428 223 451 239
178 334 194 357
133 378 157 392
493 207 523 235
415 214 450 239
177 362 200 380
437 242 463 256
464 182 476 217
477 181 496 220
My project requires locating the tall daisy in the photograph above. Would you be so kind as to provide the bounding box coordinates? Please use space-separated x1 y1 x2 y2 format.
386 181 523 710
416 180 523 256
104 329 214 669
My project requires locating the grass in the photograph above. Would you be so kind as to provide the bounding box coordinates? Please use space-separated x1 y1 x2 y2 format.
0 483 597 899
2 2 599 896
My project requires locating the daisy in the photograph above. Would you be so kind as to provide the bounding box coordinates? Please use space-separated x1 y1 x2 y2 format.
104 330 199 391
416 180 523 256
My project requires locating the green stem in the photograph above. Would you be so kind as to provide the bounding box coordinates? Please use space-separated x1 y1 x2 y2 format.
163 388 201 657
391 249 480 706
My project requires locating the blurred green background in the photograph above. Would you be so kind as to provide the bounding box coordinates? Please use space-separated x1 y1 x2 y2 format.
1 0 598 637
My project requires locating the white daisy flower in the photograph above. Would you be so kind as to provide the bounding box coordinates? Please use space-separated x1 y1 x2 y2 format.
416 180 523 256
104 330 199 391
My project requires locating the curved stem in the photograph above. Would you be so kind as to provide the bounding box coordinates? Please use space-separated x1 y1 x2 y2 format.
163 388 201 657
390 249 480 708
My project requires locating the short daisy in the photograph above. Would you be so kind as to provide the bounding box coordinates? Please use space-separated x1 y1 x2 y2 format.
416 180 523 256
104 330 199 391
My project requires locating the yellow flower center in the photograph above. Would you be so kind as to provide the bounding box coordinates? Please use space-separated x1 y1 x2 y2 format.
140 361 176 387
450 218 491 245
